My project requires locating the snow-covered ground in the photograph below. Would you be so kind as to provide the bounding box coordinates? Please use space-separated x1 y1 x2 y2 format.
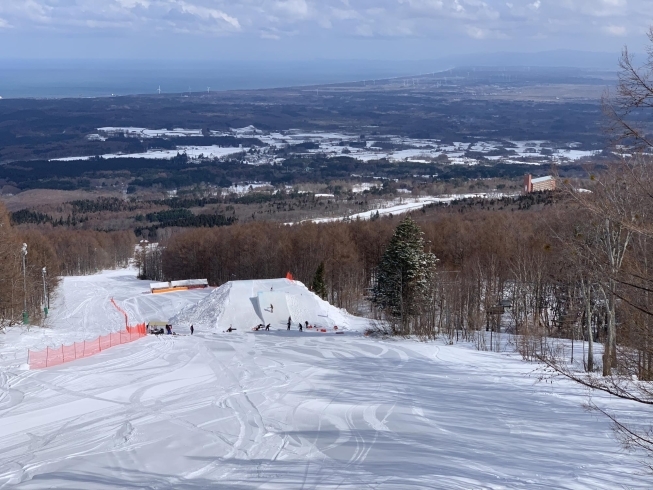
52 126 598 165
0 269 649 488
225 182 273 195
288 194 500 225
51 146 246 162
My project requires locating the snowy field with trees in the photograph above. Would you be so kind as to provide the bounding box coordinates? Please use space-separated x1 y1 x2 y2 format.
51 126 597 166
0 268 650 489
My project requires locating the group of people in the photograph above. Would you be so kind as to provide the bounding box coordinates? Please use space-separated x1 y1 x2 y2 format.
149 324 175 335
246 318 340 333
286 318 315 332
148 324 194 335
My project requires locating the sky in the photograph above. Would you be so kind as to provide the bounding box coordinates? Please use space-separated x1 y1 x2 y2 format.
0 0 650 61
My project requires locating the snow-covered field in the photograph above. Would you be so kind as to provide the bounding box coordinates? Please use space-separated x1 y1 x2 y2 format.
51 126 598 165
51 146 245 162
0 269 649 488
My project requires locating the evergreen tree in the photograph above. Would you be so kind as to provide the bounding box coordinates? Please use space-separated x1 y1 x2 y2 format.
372 217 437 332
311 262 327 299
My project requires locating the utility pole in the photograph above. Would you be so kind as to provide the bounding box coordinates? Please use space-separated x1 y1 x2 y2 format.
21 243 28 324
42 267 48 317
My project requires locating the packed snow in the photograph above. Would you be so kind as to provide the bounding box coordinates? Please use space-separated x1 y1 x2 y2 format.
0 268 650 488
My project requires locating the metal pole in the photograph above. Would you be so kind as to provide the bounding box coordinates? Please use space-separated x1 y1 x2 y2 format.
42 267 48 317
22 243 28 324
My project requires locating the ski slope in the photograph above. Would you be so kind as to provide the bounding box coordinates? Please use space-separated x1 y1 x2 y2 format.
0 269 650 489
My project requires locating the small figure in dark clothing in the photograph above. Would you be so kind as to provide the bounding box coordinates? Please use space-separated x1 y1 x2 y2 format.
265 324 270 331
270 304 274 313
298 323 303 332
287 316 291 330
226 326 235 332
305 321 309 329
190 325 194 335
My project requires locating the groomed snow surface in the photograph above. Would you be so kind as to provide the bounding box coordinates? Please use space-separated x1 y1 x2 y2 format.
0 269 649 489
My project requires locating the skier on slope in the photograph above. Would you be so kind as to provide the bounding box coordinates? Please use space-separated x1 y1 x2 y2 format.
190 325 194 335
270 304 274 313
265 324 270 331
298 322 303 332
287 316 291 330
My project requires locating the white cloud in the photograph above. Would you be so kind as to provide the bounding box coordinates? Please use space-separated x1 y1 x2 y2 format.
115 0 151 8
175 1 240 30
274 0 309 19
604 24 626 36
0 0 650 50
466 25 487 38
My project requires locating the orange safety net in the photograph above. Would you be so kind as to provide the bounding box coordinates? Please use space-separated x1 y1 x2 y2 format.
110 298 129 328
28 297 147 369
28 323 146 369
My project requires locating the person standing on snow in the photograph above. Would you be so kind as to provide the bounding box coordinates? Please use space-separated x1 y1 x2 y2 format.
287 316 291 330
298 322 303 332
270 304 274 313
190 325 194 335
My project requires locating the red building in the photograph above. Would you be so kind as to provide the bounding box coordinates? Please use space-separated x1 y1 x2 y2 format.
524 174 556 193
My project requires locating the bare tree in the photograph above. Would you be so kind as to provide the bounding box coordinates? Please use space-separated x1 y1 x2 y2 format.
604 27 653 152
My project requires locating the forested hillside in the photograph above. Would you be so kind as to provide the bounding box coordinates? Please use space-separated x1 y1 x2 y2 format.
0 203 135 326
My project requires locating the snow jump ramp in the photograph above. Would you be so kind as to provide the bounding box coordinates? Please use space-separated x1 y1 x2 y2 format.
173 277 368 332
256 291 292 328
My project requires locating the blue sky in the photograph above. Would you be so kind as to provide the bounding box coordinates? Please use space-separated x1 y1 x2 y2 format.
0 0 649 60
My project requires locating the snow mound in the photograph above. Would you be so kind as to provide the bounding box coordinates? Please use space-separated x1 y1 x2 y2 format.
172 278 371 332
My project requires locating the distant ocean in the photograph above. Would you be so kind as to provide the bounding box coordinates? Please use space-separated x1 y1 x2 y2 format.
0 52 617 99
0 59 443 99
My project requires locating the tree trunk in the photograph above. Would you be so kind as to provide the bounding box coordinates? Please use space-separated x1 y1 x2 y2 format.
586 292 594 373
603 280 617 376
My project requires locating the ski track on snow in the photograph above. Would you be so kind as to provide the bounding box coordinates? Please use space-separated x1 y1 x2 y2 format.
0 268 650 489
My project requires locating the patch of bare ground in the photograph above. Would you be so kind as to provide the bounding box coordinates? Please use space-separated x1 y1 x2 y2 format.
480 84 606 101
0 189 121 211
